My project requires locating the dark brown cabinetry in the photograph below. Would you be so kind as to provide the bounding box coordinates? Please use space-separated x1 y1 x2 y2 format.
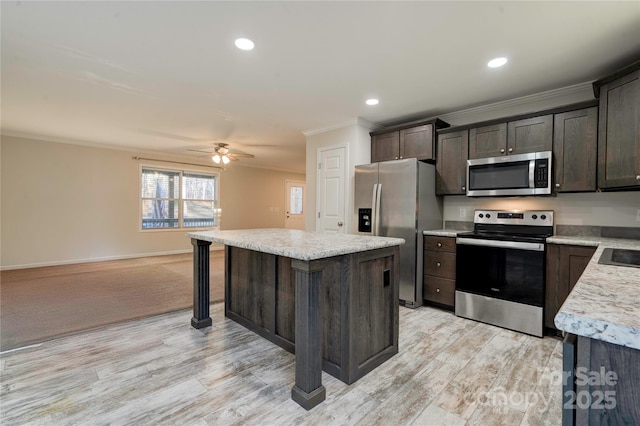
594 62 640 190
507 115 553 154
469 116 552 160
563 334 640 425
545 244 596 331
370 119 449 163
553 107 598 192
422 235 456 308
371 131 400 163
468 123 507 159
436 130 469 195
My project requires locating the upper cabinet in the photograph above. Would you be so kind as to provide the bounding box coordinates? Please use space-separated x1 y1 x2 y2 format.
468 123 506 159
593 61 640 190
468 116 552 160
370 119 449 163
371 132 400 163
436 130 468 195
553 107 598 192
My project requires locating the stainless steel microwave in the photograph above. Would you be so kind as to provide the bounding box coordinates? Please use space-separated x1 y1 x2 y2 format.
466 151 552 197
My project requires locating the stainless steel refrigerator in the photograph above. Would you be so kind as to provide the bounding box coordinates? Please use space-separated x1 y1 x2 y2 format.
354 159 443 308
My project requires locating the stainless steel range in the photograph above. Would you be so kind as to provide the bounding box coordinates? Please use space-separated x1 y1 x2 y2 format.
455 210 554 337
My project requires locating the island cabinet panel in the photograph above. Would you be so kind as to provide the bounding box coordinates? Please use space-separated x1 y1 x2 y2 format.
468 123 507 159
226 247 276 331
436 130 469 195
353 254 395 367
507 114 553 155
553 107 598 192
563 335 640 425
545 244 596 331
225 245 399 385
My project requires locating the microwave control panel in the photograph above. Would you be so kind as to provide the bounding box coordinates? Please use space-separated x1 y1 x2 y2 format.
534 159 549 188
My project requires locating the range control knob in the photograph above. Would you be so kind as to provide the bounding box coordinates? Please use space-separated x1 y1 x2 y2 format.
541 214 547 220
532 214 538 220
479 213 484 218
486 213 491 218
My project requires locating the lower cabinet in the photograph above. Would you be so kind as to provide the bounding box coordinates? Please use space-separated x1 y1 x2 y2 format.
545 244 596 331
423 236 456 308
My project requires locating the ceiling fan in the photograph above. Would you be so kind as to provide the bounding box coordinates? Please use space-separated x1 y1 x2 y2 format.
188 143 255 164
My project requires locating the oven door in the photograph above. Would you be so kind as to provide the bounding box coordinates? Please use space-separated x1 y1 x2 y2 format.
455 237 545 307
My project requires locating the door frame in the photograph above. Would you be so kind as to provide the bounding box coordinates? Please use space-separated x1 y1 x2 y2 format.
284 179 306 230
315 143 349 232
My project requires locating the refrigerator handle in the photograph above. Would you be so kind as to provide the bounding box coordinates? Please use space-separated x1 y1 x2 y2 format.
374 183 382 236
371 184 378 236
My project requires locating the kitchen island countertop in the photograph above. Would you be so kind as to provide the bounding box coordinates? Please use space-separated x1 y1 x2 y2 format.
422 229 465 237
186 228 404 261
551 236 640 350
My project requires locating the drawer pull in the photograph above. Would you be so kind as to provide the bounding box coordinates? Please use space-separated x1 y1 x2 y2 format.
436 262 441 267
437 242 442 248
436 288 440 293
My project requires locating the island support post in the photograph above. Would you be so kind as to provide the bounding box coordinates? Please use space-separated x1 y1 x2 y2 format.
290 259 326 410
191 238 212 329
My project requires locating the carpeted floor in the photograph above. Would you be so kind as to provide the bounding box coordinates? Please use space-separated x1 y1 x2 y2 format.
0 251 225 352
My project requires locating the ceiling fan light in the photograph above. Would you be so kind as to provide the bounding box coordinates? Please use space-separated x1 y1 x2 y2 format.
222 155 230 164
212 154 221 164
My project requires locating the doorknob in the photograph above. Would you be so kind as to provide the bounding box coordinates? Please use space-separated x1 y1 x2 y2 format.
337 221 344 227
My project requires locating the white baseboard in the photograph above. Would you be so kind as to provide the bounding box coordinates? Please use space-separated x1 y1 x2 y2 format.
0 245 225 271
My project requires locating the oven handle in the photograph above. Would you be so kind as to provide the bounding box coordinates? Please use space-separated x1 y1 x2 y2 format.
456 237 545 252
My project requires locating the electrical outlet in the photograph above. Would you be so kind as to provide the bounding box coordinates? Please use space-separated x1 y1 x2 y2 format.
459 208 466 218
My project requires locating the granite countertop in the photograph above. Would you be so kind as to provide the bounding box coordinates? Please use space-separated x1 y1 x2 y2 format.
553 236 640 350
186 228 405 261
422 229 464 237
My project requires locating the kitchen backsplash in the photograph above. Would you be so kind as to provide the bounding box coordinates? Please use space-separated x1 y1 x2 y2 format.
443 191 640 228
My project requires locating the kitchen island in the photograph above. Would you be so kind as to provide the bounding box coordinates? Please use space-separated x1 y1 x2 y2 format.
551 236 640 425
186 229 404 410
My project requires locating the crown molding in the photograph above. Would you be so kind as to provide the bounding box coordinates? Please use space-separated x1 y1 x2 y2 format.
439 81 595 126
303 117 383 137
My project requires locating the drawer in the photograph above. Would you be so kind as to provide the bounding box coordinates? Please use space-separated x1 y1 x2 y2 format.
423 235 456 253
423 275 455 307
423 251 456 279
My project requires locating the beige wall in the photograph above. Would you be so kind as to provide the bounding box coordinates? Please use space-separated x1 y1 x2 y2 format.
0 135 304 269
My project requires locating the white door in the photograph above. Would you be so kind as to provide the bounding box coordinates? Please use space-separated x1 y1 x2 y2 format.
317 145 346 233
285 180 306 230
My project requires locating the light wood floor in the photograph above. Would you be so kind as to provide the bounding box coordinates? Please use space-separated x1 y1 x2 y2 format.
0 303 562 425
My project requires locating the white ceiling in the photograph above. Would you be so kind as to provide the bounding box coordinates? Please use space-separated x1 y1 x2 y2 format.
2 1 639 173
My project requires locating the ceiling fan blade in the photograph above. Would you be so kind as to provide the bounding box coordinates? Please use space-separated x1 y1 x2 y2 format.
228 155 239 161
230 153 255 158
187 149 214 154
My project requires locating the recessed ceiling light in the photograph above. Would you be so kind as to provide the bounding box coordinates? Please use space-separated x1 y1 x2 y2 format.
366 98 379 106
488 57 508 68
234 38 255 51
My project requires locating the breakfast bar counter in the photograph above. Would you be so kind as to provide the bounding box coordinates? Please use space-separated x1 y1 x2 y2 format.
186 229 404 410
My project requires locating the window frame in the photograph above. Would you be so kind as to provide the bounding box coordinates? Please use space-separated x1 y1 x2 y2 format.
139 164 220 232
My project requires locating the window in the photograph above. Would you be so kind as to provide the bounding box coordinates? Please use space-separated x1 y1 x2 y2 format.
140 167 219 230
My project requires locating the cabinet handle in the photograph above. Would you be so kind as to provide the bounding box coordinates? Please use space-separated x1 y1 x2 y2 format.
555 183 561 188
500 148 505 154
508 147 513 153
436 288 440 293
436 262 441 267
437 242 442 247
462 186 466 191
395 156 398 160
636 175 640 181
400 156 403 159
